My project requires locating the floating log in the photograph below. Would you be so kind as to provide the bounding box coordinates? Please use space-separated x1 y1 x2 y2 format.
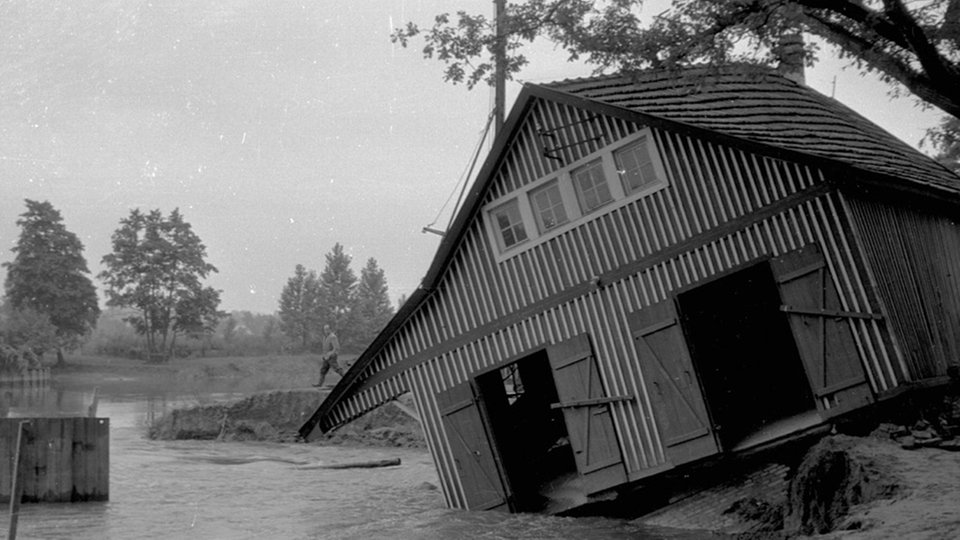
298 457 401 470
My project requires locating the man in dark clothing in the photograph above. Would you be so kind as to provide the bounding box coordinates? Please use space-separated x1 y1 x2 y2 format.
314 324 343 387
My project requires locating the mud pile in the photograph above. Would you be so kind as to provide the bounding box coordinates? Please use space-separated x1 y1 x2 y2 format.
148 389 426 448
781 435 901 536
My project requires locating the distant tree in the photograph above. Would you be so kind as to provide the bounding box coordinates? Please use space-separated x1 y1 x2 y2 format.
262 316 279 343
396 293 409 309
3 199 100 364
0 303 58 359
278 264 322 350
393 0 960 120
317 243 358 347
99 208 223 361
353 258 395 349
222 316 239 344
925 116 960 173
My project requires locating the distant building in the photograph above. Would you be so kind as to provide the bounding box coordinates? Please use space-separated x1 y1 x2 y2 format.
301 66 960 513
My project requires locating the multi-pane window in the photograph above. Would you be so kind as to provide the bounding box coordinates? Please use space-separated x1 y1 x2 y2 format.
491 199 528 250
571 159 613 214
529 180 568 234
484 130 666 259
614 138 659 195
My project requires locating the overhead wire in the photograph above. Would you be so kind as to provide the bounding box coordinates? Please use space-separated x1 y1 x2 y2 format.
423 109 497 235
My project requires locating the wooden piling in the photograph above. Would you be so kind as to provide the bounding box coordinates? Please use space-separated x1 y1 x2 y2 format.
6 421 28 540
1 417 108 504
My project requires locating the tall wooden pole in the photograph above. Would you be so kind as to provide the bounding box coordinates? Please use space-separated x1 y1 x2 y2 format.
7 421 29 540
494 0 506 137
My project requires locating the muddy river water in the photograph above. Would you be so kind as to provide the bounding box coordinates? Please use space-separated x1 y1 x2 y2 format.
2 384 706 539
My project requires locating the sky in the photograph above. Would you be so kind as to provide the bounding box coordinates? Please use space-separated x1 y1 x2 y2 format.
0 1 948 315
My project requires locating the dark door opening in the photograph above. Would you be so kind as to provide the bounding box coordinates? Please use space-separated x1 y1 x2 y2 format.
475 350 578 513
677 262 815 450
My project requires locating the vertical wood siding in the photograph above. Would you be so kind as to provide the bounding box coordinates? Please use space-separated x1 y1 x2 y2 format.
845 194 960 381
326 98 898 509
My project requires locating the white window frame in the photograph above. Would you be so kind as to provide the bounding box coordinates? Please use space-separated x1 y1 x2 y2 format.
487 197 531 252
529 178 570 234
613 134 662 197
483 128 668 262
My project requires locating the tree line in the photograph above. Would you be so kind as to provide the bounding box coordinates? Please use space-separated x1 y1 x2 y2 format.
277 243 394 353
0 199 396 366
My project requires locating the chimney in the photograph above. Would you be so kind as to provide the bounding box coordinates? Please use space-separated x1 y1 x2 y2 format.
775 33 806 85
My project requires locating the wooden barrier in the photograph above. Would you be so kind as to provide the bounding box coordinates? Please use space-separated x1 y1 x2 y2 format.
1 417 109 503
0 369 50 387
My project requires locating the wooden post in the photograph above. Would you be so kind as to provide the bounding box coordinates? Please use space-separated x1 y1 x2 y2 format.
7 420 30 540
493 0 506 136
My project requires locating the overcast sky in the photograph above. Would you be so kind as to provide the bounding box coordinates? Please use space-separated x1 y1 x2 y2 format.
0 1 946 315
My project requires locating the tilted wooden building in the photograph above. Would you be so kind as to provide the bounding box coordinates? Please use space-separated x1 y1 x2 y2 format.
300 67 960 513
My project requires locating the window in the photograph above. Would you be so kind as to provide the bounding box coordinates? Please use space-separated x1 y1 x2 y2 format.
614 138 659 195
491 199 528 250
529 180 568 234
483 129 667 260
571 159 613 214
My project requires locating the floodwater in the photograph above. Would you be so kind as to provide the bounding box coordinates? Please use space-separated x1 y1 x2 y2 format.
1 383 705 540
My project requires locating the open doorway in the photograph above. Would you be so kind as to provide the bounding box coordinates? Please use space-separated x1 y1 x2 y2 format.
677 262 816 450
475 350 578 512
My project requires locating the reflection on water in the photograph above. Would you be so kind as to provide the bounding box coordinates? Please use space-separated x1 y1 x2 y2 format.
0 383 700 540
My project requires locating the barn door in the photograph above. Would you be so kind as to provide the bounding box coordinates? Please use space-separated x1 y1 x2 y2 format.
437 381 510 511
770 244 874 416
629 299 719 465
547 334 629 495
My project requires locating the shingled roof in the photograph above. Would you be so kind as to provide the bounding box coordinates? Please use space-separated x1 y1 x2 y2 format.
546 67 959 192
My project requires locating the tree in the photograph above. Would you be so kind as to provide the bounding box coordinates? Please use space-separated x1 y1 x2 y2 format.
925 116 960 173
393 0 960 120
317 243 358 347
99 208 223 361
0 303 58 360
3 199 100 364
278 264 322 350
353 258 395 349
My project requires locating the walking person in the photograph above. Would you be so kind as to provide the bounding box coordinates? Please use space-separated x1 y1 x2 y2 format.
314 324 343 388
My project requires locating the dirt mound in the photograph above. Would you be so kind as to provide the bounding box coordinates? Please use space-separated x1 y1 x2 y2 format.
148 390 426 448
783 435 901 536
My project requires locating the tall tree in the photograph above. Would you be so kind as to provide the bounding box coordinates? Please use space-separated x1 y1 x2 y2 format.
99 208 222 361
353 258 395 349
277 264 322 350
3 199 100 364
317 243 358 347
393 0 960 120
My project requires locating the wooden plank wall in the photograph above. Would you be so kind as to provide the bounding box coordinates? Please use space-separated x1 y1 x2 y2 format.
844 194 960 381
0 417 109 503
324 99 899 509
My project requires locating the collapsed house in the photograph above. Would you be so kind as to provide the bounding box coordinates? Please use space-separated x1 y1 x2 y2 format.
300 66 960 514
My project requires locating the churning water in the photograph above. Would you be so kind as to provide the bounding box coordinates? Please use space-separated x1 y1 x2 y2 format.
2 386 704 540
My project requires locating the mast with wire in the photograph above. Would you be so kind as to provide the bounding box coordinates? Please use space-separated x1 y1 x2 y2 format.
423 0 506 238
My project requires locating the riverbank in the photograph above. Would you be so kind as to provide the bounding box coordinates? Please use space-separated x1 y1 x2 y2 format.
52 354 426 448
